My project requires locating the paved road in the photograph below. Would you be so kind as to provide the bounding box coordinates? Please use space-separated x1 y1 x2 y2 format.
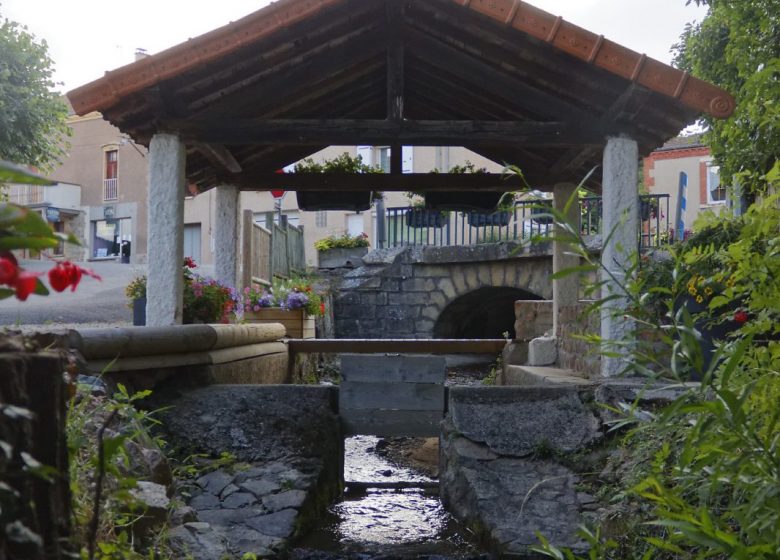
0 260 144 329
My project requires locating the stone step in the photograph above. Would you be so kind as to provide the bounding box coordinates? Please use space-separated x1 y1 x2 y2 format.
502 364 594 386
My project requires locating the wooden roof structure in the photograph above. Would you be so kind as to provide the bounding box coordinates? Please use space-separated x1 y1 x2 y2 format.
67 0 735 193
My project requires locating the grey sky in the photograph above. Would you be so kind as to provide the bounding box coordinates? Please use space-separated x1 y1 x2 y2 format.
1 0 706 93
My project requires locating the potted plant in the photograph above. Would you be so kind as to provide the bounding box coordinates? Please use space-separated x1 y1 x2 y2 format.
293 153 382 211
403 192 449 228
315 232 370 268
467 192 516 227
124 257 235 325
125 276 147 326
239 277 325 338
423 162 504 212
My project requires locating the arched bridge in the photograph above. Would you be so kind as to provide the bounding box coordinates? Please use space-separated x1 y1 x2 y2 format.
333 243 554 339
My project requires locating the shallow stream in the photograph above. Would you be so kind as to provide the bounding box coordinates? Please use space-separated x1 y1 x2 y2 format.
292 435 487 559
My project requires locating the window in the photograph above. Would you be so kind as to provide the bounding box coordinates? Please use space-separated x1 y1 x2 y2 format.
315 211 327 228
104 150 118 201
707 165 726 204
377 147 391 173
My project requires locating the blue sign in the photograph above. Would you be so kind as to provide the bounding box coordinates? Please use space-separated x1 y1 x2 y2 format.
45 207 60 222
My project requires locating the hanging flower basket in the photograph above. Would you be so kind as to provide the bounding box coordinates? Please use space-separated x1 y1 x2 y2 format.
406 208 447 228
243 308 315 339
467 210 512 227
423 191 503 212
296 191 373 211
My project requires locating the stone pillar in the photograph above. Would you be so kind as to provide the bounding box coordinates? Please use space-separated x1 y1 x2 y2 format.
552 182 580 335
214 184 239 288
146 133 186 326
600 136 639 376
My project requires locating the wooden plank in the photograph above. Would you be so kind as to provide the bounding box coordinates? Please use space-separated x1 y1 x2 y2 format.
288 338 507 354
341 354 446 383
232 172 528 192
341 409 443 437
166 118 603 146
340 381 445 411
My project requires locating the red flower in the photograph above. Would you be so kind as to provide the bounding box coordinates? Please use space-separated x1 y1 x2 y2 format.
47 261 102 293
184 257 197 269
48 264 70 292
734 311 749 325
0 257 19 285
15 271 40 301
319 302 326 315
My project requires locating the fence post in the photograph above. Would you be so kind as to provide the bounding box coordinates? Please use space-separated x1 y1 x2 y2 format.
241 210 253 291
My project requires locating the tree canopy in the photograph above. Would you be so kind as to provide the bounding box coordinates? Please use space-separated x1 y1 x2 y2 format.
0 12 69 170
674 0 780 196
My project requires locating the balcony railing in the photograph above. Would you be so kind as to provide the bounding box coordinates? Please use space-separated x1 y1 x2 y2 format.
8 184 45 205
384 194 670 250
103 178 118 201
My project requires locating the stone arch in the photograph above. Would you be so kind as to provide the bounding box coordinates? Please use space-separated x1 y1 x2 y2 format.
434 286 544 339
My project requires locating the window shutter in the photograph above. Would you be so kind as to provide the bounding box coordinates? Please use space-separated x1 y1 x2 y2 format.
402 146 414 173
356 146 374 166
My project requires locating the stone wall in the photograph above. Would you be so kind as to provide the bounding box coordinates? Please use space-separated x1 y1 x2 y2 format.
0 335 72 560
557 303 601 378
514 300 553 340
334 244 552 339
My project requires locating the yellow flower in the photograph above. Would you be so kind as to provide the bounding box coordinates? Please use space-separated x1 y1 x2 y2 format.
696 295 704 304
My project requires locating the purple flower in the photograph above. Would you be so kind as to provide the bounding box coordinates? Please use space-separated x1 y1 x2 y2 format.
284 291 309 310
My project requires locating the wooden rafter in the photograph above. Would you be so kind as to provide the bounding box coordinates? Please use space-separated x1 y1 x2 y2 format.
165 119 608 146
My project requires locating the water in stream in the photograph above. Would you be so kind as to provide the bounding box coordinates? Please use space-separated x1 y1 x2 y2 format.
292 435 488 559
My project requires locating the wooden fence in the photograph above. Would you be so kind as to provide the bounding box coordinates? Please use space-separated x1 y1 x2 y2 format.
241 210 306 288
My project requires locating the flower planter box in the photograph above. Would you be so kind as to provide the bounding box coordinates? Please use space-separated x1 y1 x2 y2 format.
133 297 146 326
467 210 512 227
243 308 315 339
296 191 372 211
424 191 502 212
405 209 447 228
317 247 368 269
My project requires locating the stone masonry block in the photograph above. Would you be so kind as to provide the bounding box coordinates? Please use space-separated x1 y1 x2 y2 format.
415 265 450 278
452 272 467 294
490 263 506 286
478 267 491 287
464 268 479 290
402 278 436 292
438 278 457 299
528 336 557 366
514 300 553 341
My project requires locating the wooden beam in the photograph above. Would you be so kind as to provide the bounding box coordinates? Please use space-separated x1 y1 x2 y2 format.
288 338 508 354
194 143 242 174
167 118 606 146
230 172 528 192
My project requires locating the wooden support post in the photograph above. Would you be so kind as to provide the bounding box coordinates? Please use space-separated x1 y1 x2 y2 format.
241 209 253 291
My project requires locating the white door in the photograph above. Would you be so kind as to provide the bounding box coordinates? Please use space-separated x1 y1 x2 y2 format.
347 213 364 237
183 223 202 264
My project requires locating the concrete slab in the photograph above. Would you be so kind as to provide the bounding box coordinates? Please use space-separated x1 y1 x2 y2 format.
502 365 594 386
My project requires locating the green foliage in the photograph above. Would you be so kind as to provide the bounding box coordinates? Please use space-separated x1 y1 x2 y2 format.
293 152 382 174
68 383 175 559
124 259 235 323
314 232 369 251
673 1 780 196
527 186 780 558
0 15 70 170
